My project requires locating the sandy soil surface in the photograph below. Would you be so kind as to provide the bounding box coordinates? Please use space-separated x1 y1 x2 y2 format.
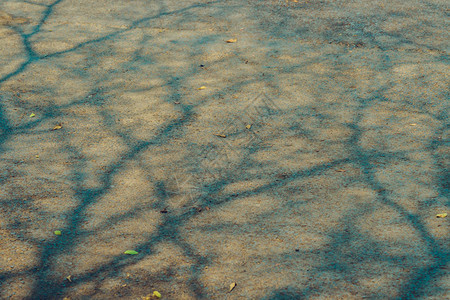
0 0 448 299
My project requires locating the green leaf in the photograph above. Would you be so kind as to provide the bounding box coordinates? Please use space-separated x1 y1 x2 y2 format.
153 291 161 298
124 250 138 255
54 230 62 235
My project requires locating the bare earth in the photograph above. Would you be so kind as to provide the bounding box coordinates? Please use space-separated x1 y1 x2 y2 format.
0 0 448 299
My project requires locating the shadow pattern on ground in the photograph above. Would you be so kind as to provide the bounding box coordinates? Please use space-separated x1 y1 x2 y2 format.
0 0 448 298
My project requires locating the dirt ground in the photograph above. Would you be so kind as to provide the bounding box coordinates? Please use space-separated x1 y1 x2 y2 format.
0 0 448 299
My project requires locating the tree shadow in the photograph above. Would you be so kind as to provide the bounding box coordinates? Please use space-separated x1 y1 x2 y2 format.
0 0 448 299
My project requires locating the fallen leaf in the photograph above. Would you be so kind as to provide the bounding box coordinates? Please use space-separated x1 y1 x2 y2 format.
229 282 236 292
124 250 139 255
153 291 162 298
336 169 346 172
198 86 206 90
30 113 35 118
160 207 168 213
436 213 447 218
52 124 63 131
214 133 226 138
226 38 237 43
66 275 72 282
246 124 252 129
54 230 62 236
409 123 417 126
35 155 39 159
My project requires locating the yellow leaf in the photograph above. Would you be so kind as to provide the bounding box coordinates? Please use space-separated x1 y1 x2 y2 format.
66 275 72 282
229 282 236 292
52 124 63 130
30 113 36 118
246 124 251 129
198 86 206 90
35 155 39 159
54 230 62 235
226 38 237 43
214 133 226 138
436 213 447 218
124 250 139 255
153 291 161 298
409 123 417 126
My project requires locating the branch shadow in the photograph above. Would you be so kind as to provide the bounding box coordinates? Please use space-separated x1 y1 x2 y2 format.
0 0 448 299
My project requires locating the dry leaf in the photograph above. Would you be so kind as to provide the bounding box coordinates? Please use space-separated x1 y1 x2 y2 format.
246 124 252 129
226 38 237 43
436 213 447 218
409 123 417 126
336 169 346 172
229 282 237 292
198 86 206 90
66 275 72 282
35 155 39 159
52 124 63 131
214 133 226 138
